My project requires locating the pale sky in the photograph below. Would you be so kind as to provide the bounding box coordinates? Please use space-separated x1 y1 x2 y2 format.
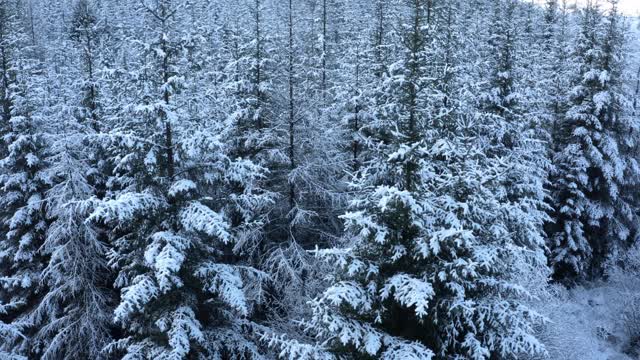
570 0 640 15
534 0 640 15
614 0 640 15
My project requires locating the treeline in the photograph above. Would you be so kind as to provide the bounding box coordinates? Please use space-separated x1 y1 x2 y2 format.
0 0 637 359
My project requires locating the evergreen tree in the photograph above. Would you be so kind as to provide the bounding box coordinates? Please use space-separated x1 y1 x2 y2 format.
33 132 112 360
0 18 49 357
269 1 549 359
549 0 640 279
92 1 272 357
20 1 116 358
0 0 14 132
270 1 439 357
0 0 639 357
69 0 102 133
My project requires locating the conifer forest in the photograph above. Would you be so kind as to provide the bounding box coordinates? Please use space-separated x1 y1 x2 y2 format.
2 0 640 359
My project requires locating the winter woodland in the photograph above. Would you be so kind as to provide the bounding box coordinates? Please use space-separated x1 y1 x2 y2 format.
1 0 640 359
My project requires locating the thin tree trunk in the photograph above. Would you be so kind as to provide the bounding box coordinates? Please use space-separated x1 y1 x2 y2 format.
634 65 640 115
160 7 174 181
321 0 327 105
255 0 262 130
288 0 296 237
85 31 100 132
352 44 360 172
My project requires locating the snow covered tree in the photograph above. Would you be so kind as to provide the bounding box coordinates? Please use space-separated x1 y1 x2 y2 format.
69 0 102 133
0 21 49 357
217 0 278 257
273 0 439 355
540 0 576 163
30 134 112 360
334 1 374 173
226 0 275 162
14 1 118 358
92 1 273 358
480 0 551 250
252 0 349 327
548 0 640 280
268 1 550 359
542 0 574 133
0 0 19 156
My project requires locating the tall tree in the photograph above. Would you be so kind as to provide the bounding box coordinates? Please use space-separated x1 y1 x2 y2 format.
548 0 640 279
94 1 273 357
21 1 116 358
270 1 439 357
0 0 18 154
269 1 549 359
69 0 101 133
0 10 49 356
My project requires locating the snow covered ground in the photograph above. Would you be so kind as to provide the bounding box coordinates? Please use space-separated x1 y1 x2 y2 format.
530 241 640 360
536 281 638 360
528 18 640 360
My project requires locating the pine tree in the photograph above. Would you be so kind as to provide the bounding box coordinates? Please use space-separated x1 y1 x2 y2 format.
33 134 112 360
257 0 348 326
0 0 18 156
549 0 640 279
480 0 551 253
271 1 439 357
544 0 574 148
220 0 277 256
0 16 49 357
69 0 102 133
92 1 272 357
20 1 116 358
269 1 549 359
335 0 373 173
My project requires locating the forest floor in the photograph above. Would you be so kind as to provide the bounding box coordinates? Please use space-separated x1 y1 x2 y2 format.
536 276 640 360
542 17 640 360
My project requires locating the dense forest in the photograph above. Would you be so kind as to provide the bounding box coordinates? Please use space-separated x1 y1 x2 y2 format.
0 0 639 359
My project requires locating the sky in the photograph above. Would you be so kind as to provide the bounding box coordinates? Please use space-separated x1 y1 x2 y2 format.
533 1 640 15
617 0 640 15
572 0 639 15
579 0 639 15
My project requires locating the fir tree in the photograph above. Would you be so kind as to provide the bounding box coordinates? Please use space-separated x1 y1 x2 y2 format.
549 0 640 279
92 1 272 357
0 22 49 357
269 1 549 359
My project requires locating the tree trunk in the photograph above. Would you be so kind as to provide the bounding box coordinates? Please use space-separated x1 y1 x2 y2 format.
288 0 296 238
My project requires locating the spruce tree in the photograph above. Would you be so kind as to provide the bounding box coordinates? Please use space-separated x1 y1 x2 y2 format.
0 16 49 357
92 1 272 357
549 0 640 279
24 1 115 358
270 1 438 357
269 1 549 359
